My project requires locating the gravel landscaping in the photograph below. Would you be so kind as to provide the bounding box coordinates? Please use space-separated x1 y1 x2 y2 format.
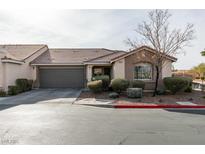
78 90 205 105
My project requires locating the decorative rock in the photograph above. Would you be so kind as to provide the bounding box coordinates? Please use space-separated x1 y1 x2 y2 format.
127 88 142 98
158 99 163 103
109 92 119 99
188 98 193 101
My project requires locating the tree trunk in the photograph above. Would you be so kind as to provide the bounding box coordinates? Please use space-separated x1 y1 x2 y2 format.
153 66 159 97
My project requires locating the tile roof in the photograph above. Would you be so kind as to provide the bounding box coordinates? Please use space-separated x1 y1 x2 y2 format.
31 48 123 65
0 44 47 61
0 44 177 65
84 51 126 64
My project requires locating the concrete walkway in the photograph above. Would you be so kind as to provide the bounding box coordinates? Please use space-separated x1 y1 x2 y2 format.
75 98 114 105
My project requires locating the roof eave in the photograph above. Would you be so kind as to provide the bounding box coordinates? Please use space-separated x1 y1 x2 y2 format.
83 62 111 65
1 59 24 65
30 63 84 66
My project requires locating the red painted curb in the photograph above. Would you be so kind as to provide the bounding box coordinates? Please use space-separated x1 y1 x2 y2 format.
114 104 205 109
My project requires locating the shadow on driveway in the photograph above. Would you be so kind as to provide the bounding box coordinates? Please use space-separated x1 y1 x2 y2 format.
0 88 81 111
165 109 205 115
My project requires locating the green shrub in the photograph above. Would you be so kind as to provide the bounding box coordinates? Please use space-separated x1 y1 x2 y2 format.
163 77 189 94
156 89 166 95
16 79 28 92
129 80 145 89
8 86 20 95
109 92 119 99
87 80 103 93
92 75 110 91
184 86 192 93
110 78 129 93
0 90 6 97
185 77 192 86
183 77 192 93
26 80 33 91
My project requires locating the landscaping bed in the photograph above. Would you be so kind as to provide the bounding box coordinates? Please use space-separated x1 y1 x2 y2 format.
78 90 205 105
80 76 205 106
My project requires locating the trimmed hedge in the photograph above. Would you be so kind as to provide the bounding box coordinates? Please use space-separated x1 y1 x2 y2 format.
27 80 33 91
110 78 129 93
87 80 103 93
92 75 110 91
129 80 145 89
15 79 33 92
7 79 33 96
16 79 28 92
0 90 6 97
163 77 189 94
8 86 20 95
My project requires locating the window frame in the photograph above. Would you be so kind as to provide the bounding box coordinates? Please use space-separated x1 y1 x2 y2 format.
133 63 153 81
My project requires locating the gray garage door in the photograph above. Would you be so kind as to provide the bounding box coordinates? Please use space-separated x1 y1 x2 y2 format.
39 67 85 88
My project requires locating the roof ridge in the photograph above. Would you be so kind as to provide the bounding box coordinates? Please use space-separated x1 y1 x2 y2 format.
0 44 47 46
48 48 125 53
103 48 126 53
23 45 48 60
84 51 123 62
49 48 113 50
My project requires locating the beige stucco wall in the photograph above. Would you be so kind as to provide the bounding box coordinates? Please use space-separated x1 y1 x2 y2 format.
3 63 23 91
112 59 125 79
86 65 93 82
2 62 37 91
162 60 172 78
1 46 48 91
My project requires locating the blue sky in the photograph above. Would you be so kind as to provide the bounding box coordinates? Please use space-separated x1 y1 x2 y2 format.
0 9 204 69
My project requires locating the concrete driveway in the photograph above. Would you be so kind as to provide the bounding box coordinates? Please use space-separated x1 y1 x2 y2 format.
0 88 81 105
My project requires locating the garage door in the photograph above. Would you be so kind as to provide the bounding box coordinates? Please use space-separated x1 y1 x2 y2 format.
39 67 85 88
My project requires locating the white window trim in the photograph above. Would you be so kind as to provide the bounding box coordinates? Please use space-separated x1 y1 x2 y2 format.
134 63 153 80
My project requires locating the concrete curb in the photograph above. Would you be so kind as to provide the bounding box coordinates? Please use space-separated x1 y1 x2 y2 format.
76 103 114 108
114 104 205 109
76 103 205 109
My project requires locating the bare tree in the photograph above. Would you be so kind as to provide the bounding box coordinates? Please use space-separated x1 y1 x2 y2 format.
126 10 195 96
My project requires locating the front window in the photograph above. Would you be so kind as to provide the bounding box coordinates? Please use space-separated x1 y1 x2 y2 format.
134 63 152 80
93 68 103 75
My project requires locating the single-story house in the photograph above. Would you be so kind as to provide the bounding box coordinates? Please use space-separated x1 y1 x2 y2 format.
0 44 177 91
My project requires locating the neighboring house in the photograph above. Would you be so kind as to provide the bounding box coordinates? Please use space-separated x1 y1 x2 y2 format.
0 44 177 91
172 70 196 79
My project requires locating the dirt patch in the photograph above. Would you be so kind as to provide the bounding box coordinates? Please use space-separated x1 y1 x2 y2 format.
78 90 205 105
